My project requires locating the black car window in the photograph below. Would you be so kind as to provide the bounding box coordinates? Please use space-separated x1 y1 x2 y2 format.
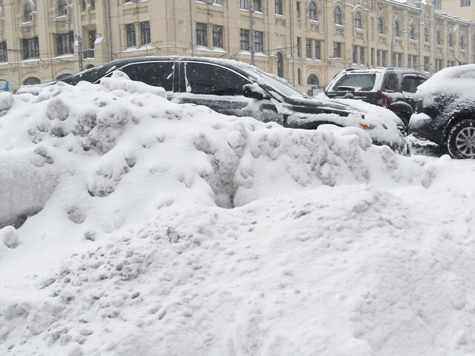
401 75 420 93
118 62 175 91
333 73 376 91
383 73 398 92
184 62 251 95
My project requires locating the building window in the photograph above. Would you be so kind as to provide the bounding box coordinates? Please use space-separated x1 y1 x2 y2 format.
424 28 429 42
436 30 441 45
409 25 415 40
24 77 40 85
275 0 283 15
297 37 301 57
0 41 7 62
297 68 301 85
213 0 222 4
296 1 300 18
352 46 365 65
392 52 403 67
82 0 87 11
240 29 250 50
460 35 465 49
307 74 319 85
306 39 312 58
126 24 136 47
254 31 264 52
377 18 384 34
84 30 96 58
371 48 374 66
355 11 362 29
56 32 74 56
334 7 342 25
22 37 39 60
315 40 321 60
196 22 208 47
58 0 68 16
240 0 248 9
333 42 342 58
436 58 444 71
91 0 95 10
377 49 387 67
461 0 471 6
394 21 400 37
433 0 442 8
213 25 223 48
309 1 317 21
448 33 453 47
140 21 151 45
254 0 262 11
424 56 430 71
24 2 33 22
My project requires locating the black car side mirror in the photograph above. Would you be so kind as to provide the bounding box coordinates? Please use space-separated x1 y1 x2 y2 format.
243 84 269 100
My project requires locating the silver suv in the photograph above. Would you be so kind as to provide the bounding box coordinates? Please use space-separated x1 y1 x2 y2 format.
325 68 428 128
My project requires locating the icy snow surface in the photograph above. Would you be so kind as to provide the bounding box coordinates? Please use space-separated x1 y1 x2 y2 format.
1 74 475 356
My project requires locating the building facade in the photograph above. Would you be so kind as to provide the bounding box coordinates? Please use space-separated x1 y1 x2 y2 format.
0 0 473 93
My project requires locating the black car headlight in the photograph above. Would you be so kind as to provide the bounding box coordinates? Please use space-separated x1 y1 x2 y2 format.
422 94 434 108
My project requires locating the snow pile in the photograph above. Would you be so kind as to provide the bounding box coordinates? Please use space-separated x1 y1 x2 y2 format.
1 74 474 356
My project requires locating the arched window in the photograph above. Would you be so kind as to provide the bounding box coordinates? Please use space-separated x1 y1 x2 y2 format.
23 77 40 85
307 74 319 85
355 11 362 29
424 28 429 42
448 33 453 47
409 25 415 40
461 35 465 49
394 21 400 37
58 0 67 16
377 18 384 34
334 7 342 25
24 2 33 22
277 52 284 78
309 1 317 21
436 30 441 45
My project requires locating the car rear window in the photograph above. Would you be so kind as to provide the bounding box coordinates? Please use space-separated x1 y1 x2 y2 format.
333 73 376 91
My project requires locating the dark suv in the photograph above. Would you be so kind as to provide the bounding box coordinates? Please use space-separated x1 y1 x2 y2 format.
60 56 408 154
325 68 428 127
409 64 475 159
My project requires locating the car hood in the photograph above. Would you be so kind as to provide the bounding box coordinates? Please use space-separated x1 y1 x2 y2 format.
283 95 408 155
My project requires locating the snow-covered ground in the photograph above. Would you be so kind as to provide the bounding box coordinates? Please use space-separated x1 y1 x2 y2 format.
2 75 475 356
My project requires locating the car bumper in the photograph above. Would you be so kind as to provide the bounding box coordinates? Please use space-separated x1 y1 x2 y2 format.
409 112 446 146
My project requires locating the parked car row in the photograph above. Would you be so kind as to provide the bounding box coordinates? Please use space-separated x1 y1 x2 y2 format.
59 56 409 155
21 55 474 159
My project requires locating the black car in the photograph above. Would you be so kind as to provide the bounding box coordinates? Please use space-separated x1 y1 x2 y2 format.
325 68 428 127
409 64 475 159
60 56 408 154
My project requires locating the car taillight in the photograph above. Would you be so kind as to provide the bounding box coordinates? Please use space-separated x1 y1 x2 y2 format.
376 93 390 109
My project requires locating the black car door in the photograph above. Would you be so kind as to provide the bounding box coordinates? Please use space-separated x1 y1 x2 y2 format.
117 60 177 92
173 61 280 122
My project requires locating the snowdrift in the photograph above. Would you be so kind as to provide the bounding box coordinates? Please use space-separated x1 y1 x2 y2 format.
1 74 475 356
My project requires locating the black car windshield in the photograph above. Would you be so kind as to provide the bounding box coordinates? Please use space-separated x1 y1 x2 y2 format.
334 73 376 91
251 69 305 98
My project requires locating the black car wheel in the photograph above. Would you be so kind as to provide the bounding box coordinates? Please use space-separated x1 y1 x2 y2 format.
447 119 475 159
